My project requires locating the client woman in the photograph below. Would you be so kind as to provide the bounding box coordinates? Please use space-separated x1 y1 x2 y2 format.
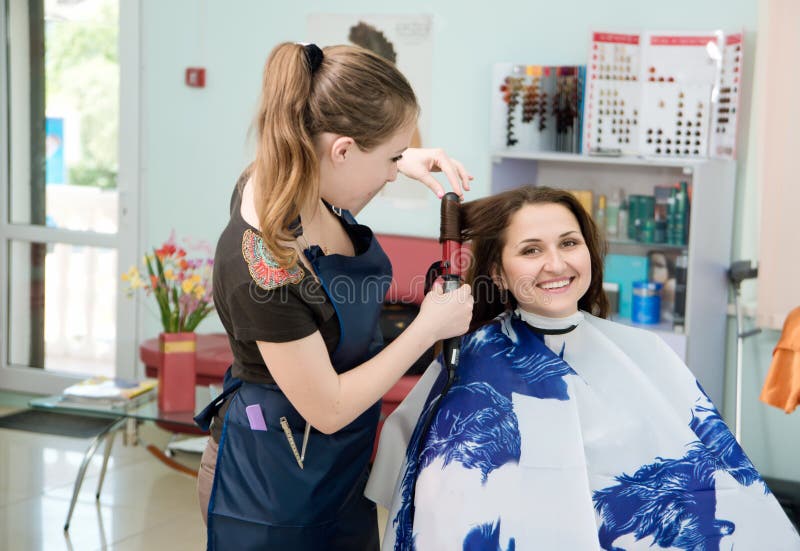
367 186 800 550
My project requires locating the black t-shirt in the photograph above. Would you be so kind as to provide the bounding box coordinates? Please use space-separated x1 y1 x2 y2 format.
210 171 340 441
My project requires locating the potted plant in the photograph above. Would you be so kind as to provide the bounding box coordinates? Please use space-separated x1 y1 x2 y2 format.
122 233 214 412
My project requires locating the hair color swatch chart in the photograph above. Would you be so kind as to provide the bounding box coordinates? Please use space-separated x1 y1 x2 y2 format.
709 33 744 159
497 28 744 160
640 31 728 158
582 30 744 158
582 32 643 156
491 64 585 154
584 29 743 160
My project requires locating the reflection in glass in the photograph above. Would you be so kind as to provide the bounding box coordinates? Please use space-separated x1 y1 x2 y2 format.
8 241 116 376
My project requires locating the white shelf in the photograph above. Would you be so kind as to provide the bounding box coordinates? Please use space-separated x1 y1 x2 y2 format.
611 316 678 335
606 238 688 251
491 150 705 170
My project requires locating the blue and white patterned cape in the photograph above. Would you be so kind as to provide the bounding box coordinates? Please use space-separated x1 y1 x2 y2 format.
366 310 800 550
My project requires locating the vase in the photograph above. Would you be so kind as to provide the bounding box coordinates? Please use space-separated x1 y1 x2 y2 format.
157 332 196 412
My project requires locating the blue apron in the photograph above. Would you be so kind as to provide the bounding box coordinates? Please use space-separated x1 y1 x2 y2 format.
195 205 392 550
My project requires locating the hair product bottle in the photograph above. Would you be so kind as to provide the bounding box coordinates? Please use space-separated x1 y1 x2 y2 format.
617 197 629 241
606 190 620 237
596 194 607 235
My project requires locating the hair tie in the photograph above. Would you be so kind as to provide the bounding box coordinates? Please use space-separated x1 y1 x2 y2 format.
303 43 324 74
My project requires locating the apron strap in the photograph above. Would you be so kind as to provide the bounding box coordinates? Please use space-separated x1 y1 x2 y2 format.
194 367 243 430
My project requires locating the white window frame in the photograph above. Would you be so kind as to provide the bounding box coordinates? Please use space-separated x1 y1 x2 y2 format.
0 0 142 394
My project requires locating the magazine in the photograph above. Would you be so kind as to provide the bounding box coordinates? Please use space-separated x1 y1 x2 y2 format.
60 377 157 407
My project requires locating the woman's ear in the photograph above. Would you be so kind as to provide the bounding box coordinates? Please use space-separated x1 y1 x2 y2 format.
490 266 505 290
330 136 355 166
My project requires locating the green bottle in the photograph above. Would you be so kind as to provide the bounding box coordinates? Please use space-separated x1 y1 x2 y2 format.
674 181 688 246
606 190 621 237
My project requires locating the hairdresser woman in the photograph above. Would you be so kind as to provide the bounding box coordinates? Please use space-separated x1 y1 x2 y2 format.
193 42 474 550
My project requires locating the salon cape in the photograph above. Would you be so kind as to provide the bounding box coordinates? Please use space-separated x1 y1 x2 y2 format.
366 310 800 550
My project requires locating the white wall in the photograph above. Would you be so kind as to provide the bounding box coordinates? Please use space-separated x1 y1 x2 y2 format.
136 0 800 481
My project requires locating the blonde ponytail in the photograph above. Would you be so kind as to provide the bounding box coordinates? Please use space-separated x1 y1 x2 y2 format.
253 43 318 268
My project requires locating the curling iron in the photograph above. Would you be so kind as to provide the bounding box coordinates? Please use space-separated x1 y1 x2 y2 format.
439 191 463 375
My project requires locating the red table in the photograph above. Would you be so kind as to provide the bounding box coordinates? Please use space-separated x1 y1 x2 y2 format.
140 333 231 386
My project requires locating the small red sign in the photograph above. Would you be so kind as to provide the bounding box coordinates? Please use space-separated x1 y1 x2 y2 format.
726 33 743 46
185 67 206 88
593 32 640 45
650 36 717 47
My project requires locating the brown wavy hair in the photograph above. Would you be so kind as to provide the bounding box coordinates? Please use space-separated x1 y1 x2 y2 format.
252 43 419 268
461 185 609 330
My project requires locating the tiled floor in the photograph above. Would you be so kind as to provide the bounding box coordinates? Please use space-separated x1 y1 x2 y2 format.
0 394 206 551
0 392 389 551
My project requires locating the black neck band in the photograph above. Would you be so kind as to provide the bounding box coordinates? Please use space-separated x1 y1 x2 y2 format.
526 324 578 335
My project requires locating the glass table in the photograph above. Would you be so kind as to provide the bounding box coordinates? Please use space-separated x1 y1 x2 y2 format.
30 386 212 531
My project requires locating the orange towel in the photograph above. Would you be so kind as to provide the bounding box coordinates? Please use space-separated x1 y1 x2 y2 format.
760 306 800 413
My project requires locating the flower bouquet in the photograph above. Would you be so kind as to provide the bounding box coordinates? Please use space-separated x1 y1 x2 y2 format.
122 233 214 411
121 233 215 332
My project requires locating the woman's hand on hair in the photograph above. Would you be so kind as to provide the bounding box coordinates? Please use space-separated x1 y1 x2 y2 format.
396 148 473 199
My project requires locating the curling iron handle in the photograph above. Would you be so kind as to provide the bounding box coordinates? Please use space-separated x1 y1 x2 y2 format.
443 337 460 371
442 275 462 370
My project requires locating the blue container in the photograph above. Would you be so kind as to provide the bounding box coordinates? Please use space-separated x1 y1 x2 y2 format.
605 255 650 320
631 281 663 324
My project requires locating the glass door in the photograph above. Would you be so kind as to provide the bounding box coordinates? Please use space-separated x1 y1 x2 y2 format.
1 0 139 394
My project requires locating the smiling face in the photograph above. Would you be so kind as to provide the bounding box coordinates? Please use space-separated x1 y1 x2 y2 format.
319 123 415 212
495 202 592 318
